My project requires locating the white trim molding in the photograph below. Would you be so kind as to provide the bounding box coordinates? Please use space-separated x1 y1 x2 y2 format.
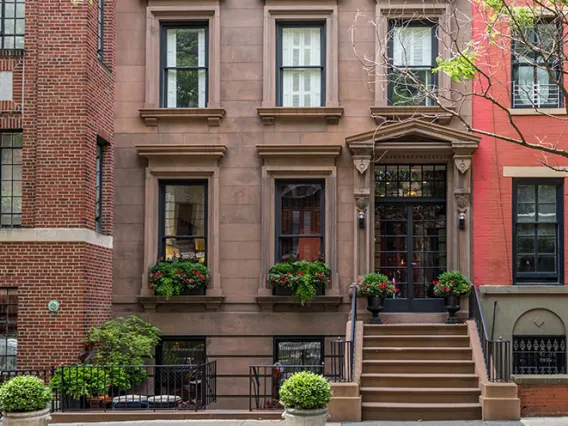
0 228 113 249
503 166 568 177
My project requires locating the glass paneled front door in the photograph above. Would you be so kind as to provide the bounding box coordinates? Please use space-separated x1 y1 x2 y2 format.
374 165 447 312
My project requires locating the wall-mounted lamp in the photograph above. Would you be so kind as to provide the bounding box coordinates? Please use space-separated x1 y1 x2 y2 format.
358 211 366 229
458 212 466 230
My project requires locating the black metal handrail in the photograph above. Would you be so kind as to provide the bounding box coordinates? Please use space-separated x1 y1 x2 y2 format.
469 287 511 382
349 282 357 379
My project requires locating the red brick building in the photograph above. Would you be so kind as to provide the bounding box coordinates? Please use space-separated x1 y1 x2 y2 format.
0 0 114 369
472 7 568 417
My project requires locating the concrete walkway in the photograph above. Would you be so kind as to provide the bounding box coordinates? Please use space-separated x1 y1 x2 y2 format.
47 418 568 426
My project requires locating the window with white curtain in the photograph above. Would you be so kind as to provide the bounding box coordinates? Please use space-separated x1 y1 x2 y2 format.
277 23 325 107
388 21 436 106
161 23 208 108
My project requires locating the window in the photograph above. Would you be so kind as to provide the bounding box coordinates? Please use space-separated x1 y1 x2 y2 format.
388 20 437 106
513 335 566 374
512 21 562 108
1 132 22 228
274 337 323 367
0 288 17 370
159 181 207 262
277 23 325 107
97 0 104 60
0 0 24 50
276 180 324 262
160 23 208 108
158 338 206 365
513 180 563 284
95 142 103 233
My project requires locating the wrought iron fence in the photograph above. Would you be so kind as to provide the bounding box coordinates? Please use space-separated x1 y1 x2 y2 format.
513 335 566 375
249 339 352 411
0 363 216 412
469 287 511 382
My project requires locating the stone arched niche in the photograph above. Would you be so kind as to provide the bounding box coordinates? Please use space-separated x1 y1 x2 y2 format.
513 309 566 336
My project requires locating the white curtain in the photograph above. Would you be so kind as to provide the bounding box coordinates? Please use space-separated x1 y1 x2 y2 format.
282 27 322 107
392 26 432 67
166 29 178 108
197 29 206 108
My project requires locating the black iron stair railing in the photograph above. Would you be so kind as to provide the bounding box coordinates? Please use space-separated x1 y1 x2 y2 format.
469 286 511 382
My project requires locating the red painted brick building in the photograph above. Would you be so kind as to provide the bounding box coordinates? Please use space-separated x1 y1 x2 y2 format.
0 0 114 369
472 6 568 417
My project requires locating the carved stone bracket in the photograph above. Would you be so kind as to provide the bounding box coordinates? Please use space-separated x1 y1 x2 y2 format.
454 156 472 174
354 188 371 212
353 157 370 175
455 194 470 213
347 140 375 176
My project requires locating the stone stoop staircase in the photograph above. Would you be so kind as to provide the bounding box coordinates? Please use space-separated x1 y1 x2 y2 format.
360 323 482 421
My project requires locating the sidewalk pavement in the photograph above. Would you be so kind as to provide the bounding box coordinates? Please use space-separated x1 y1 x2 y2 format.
47 418 568 426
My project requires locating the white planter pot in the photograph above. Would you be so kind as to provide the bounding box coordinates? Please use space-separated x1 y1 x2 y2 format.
2 408 51 426
282 407 329 426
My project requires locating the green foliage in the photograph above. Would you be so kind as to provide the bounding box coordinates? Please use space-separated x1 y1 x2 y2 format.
266 259 331 305
149 256 210 296
357 273 398 297
433 271 473 297
279 371 331 410
50 366 109 399
0 376 52 413
434 47 478 83
86 316 161 367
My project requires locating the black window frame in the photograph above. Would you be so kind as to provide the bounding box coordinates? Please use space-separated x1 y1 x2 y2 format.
0 131 22 229
0 0 25 50
158 180 209 261
0 287 17 370
156 336 207 366
387 19 438 107
273 336 324 366
276 21 326 107
275 179 325 263
159 22 209 109
511 20 563 109
97 0 104 61
513 335 566 375
512 178 564 285
95 139 104 234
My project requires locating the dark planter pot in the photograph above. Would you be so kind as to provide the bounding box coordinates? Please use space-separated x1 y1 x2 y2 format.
273 286 325 296
62 395 87 411
181 286 206 296
444 294 461 324
367 296 385 324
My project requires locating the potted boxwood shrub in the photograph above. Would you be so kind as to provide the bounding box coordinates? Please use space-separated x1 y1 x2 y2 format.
266 258 330 305
0 375 53 426
149 255 210 296
280 371 331 426
433 271 473 324
49 365 110 410
357 273 398 324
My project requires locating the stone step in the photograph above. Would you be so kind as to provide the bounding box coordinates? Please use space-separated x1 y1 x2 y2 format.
363 347 473 360
360 373 479 388
360 386 481 404
361 402 482 421
362 360 475 374
363 335 470 348
363 324 468 336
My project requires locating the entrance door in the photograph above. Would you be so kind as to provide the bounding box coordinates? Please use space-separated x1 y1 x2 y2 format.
374 165 447 312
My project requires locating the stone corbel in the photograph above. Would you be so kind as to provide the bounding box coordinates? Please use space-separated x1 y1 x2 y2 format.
454 155 472 174
354 189 371 212
455 192 470 213
347 140 375 176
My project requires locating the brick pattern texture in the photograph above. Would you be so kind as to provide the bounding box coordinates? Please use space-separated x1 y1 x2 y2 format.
0 0 115 369
519 384 568 416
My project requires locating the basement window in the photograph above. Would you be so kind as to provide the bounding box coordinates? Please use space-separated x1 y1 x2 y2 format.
0 288 17 370
513 335 566 374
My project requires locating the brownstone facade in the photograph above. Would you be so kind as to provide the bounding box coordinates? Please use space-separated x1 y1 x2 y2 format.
0 0 114 368
115 0 475 409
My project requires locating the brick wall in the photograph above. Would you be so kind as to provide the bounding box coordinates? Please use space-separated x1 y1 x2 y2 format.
518 384 568 416
0 0 114 368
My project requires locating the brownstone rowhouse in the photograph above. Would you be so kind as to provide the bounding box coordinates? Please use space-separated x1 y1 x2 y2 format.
114 0 476 410
0 0 115 368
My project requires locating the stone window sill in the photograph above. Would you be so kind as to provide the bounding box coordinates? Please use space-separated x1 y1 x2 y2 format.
139 108 226 127
370 106 454 125
513 374 568 384
480 285 568 295
257 107 344 125
256 295 343 312
508 108 567 116
138 295 225 312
